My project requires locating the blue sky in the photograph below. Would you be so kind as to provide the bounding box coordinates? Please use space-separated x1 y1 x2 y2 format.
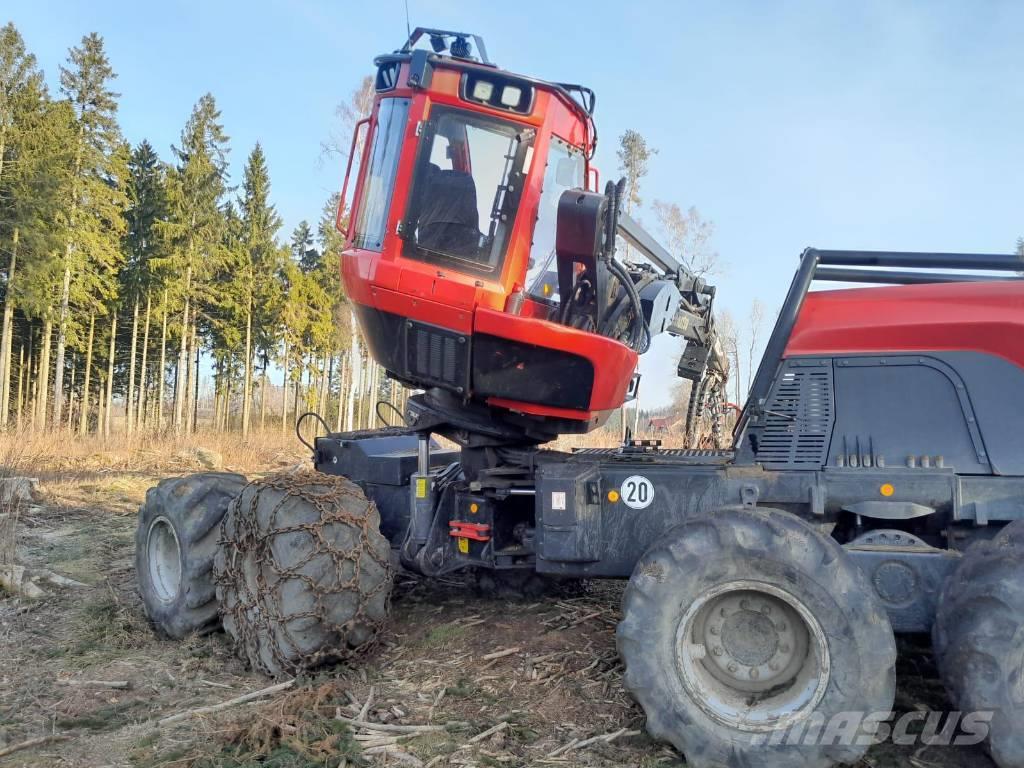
7 0 1023 408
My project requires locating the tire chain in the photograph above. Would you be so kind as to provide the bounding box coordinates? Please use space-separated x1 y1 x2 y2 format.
215 470 393 676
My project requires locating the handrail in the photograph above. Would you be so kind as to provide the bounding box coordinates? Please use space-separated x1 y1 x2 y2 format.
335 117 370 239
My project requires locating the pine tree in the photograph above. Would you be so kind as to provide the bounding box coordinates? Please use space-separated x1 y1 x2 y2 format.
121 140 167 433
53 32 127 427
158 93 230 432
237 143 282 438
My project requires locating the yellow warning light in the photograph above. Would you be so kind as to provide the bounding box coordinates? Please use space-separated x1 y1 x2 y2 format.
880 483 895 497
470 503 479 514
608 490 620 503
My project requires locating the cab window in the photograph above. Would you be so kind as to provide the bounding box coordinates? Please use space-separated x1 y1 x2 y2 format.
525 136 585 302
402 106 535 276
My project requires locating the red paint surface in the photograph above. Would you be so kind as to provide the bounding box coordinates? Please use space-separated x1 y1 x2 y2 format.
786 281 1024 369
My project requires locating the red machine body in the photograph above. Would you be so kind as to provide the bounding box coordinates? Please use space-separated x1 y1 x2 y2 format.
338 34 636 433
787 281 1024 370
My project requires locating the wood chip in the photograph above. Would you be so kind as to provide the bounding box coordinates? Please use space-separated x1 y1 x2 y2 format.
157 680 294 726
336 715 447 734
0 734 71 759
465 720 508 745
57 679 130 690
482 647 521 661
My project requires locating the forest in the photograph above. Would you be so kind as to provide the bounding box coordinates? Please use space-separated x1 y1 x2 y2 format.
0 22 395 440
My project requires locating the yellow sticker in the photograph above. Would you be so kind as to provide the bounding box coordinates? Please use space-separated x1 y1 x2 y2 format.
457 537 469 554
416 478 428 499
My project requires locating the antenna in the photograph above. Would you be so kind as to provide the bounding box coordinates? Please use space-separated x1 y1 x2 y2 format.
404 0 412 39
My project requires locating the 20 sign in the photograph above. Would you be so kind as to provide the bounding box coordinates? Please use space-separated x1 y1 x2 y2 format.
620 475 655 509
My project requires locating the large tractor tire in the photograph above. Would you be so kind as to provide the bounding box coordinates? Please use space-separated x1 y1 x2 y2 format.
214 471 393 677
136 472 247 638
617 506 896 768
933 520 1024 768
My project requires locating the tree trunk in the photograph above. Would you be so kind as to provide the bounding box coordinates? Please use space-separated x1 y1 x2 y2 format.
158 291 168 430
27 329 36 431
241 302 253 439
126 296 140 435
52 264 72 426
189 319 199 433
173 261 193 431
346 313 360 432
136 292 152 430
104 312 117 438
97 374 106 436
78 315 95 434
281 338 290 436
322 356 333 420
259 363 268 432
292 363 301 432
15 344 24 432
37 320 52 429
0 229 18 427
336 353 347 432
67 355 77 430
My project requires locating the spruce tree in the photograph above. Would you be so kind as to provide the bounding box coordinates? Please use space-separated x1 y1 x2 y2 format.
121 140 167 432
238 143 282 437
53 32 126 427
158 93 230 432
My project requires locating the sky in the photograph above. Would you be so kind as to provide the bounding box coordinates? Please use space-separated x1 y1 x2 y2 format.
7 0 1024 408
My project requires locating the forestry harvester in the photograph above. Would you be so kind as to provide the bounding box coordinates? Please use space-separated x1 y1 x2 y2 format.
136 29 1024 768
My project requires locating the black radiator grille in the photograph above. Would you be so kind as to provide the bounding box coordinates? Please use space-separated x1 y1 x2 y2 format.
755 363 834 469
404 321 469 392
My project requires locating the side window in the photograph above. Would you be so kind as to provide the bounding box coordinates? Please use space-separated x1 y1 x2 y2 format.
525 137 584 302
351 98 410 251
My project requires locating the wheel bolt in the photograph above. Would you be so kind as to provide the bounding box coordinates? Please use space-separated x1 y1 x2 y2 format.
750 668 760 679
727 663 738 673
713 646 724 657
720 607 729 618
709 626 719 636
761 605 771 615
769 661 780 672
740 599 750 610
780 644 790 654
776 621 787 632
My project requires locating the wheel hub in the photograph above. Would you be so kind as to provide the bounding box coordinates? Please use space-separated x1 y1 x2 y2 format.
675 581 830 731
147 517 182 603
700 591 807 693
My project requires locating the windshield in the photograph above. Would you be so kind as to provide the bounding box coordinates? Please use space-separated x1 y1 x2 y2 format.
526 136 585 302
402 107 535 276
351 98 410 251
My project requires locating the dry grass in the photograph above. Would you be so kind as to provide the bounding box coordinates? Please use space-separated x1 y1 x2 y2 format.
0 427 308 479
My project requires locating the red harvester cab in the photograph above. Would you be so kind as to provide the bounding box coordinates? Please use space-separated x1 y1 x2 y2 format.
337 30 638 439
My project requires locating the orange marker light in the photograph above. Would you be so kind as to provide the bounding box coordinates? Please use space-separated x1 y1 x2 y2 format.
608 490 620 503
470 502 479 514
880 483 895 497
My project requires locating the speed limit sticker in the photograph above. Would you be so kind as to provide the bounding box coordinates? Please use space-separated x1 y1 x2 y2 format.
620 475 655 509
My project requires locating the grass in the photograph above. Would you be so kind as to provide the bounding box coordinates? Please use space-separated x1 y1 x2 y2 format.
0 426 307 481
68 594 150 659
